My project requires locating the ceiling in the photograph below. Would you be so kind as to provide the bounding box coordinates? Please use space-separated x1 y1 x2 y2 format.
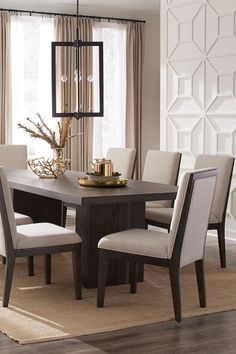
0 0 160 14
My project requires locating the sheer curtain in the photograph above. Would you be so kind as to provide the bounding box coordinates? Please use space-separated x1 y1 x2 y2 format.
92 22 126 158
54 16 94 172
126 22 144 178
11 15 54 158
0 11 12 143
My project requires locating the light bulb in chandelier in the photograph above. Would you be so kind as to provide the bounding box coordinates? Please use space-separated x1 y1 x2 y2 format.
87 75 94 83
61 75 68 83
74 69 82 81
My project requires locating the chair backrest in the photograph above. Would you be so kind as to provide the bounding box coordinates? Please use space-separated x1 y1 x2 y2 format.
0 166 17 257
168 168 218 268
142 150 182 207
194 154 234 223
0 145 28 169
106 147 136 179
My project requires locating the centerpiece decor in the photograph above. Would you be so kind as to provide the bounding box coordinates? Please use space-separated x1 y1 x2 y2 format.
18 113 75 178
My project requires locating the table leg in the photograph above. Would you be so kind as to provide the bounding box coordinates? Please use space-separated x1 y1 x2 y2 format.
77 201 146 288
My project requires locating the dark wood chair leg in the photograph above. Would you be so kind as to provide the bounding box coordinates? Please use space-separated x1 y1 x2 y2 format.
72 245 82 300
44 254 51 284
97 250 109 308
195 259 206 308
3 255 15 307
169 266 181 323
27 256 34 276
129 261 138 294
217 223 226 268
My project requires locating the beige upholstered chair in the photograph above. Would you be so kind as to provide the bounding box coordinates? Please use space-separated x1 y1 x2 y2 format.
0 144 28 170
106 147 136 179
0 145 34 272
0 166 82 307
143 150 182 208
146 154 235 268
0 144 28 198
97 168 218 322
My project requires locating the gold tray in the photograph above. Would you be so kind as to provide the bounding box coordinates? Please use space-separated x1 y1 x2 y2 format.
78 176 128 187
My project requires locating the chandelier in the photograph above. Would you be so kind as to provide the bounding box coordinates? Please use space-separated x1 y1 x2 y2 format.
51 0 104 119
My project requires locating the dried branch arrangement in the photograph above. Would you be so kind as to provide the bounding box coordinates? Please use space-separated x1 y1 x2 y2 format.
18 113 75 149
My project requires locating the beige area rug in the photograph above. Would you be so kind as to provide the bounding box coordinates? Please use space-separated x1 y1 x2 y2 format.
0 247 236 344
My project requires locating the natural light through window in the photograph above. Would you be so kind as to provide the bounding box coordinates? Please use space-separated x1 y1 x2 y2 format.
10 15 55 158
10 16 126 161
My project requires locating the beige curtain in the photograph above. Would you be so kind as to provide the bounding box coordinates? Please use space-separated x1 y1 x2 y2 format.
126 22 144 179
0 12 12 144
54 16 93 171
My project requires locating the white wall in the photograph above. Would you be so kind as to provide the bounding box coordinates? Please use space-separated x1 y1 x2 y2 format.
0 1 160 170
160 0 236 239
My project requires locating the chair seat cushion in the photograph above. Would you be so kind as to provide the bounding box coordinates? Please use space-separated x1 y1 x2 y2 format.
145 208 219 226
14 212 33 226
146 201 170 208
208 213 219 224
16 223 81 249
146 208 173 224
98 229 169 259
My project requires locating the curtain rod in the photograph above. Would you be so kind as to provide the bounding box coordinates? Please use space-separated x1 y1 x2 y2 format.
0 8 145 23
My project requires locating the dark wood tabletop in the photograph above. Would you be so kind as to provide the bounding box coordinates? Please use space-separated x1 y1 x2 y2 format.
6 169 177 205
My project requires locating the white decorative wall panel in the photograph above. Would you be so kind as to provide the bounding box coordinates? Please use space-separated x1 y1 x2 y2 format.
161 0 236 239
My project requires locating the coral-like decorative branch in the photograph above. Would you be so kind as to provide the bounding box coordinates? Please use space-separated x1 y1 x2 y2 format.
18 114 74 149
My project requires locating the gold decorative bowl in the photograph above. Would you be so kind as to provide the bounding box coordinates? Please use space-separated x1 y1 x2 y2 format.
28 157 70 179
78 176 128 187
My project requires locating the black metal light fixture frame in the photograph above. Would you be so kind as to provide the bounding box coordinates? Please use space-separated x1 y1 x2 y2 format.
51 0 104 119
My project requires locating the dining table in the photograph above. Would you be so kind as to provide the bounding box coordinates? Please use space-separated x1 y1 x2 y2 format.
7 169 177 288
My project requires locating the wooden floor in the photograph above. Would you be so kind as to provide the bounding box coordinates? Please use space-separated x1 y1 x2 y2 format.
1 310 236 353
1 230 236 353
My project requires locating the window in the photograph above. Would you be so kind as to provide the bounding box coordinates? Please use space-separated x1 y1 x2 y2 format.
11 15 55 157
10 16 127 161
92 22 126 158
